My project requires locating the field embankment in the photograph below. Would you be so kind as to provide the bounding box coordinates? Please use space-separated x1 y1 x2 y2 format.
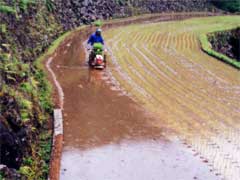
208 27 240 67
199 26 240 69
209 27 240 62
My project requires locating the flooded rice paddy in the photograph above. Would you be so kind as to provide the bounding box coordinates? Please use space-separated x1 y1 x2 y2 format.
48 15 240 180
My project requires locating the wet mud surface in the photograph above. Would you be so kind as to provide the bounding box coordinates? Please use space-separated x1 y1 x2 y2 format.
48 17 222 179
61 141 218 180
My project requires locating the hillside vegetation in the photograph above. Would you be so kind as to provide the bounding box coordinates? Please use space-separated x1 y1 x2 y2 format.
0 1 61 179
209 28 240 62
212 0 240 12
200 27 240 69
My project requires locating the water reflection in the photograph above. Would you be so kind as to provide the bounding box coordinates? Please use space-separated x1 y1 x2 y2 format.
61 140 218 180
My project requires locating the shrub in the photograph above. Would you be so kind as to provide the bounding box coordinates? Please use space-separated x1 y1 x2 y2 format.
20 82 33 93
115 0 127 6
19 98 32 110
19 166 34 178
34 69 53 113
45 0 55 12
19 0 35 12
0 24 7 33
20 111 30 122
93 20 103 27
212 0 240 12
0 5 16 14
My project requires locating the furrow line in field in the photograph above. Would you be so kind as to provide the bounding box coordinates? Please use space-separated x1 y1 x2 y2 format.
123 43 233 139
175 33 181 50
107 37 151 100
166 32 172 49
141 38 240 122
189 33 197 50
123 44 159 82
114 50 162 106
142 44 239 115
169 47 240 116
146 40 240 118
153 32 162 47
142 44 178 75
169 46 239 89
187 33 192 50
169 46 240 102
134 44 239 133
116 46 207 133
177 51 240 108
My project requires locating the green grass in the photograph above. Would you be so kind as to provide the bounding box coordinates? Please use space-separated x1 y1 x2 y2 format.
199 33 240 69
19 0 35 12
20 82 33 93
193 16 240 69
33 29 74 112
45 0 55 12
33 24 89 113
93 20 103 27
174 15 240 69
0 0 54 17
34 24 88 68
0 5 16 14
0 173 3 180
0 24 7 33
18 131 51 179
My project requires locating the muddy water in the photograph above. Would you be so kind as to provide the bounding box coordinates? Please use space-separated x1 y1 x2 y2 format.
49 29 219 179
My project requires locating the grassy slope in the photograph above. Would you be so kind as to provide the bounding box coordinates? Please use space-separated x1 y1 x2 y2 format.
197 16 240 69
199 33 240 69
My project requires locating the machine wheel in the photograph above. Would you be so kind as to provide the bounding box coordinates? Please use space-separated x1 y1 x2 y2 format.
104 54 107 67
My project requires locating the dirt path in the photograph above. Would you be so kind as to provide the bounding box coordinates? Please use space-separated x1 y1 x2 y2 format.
46 15 224 179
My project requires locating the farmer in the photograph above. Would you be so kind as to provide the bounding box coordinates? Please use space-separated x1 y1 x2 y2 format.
87 28 104 46
87 28 104 65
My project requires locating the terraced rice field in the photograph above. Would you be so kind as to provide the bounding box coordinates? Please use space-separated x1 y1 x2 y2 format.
104 16 240 180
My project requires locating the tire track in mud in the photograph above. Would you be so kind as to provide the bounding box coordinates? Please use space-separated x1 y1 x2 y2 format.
105 16 240 180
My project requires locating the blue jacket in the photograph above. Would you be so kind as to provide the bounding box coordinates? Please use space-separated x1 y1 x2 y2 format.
87 33 104 46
